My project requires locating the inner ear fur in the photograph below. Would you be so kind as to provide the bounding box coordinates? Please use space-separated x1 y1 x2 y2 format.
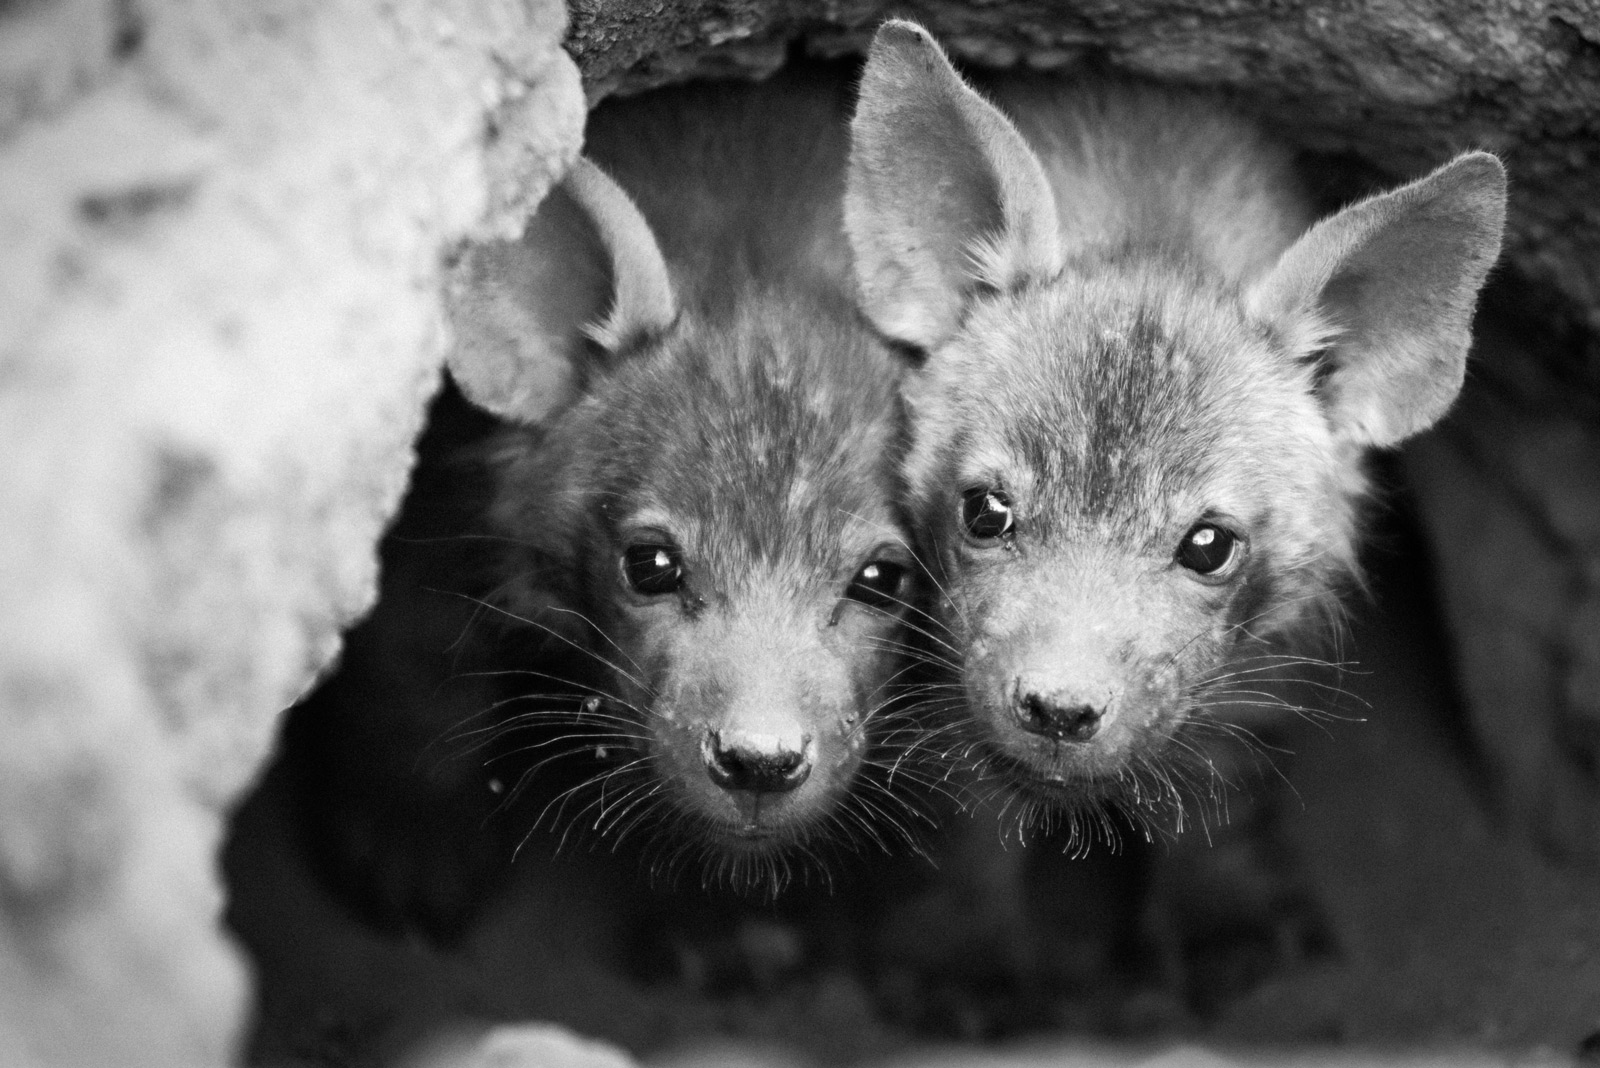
846 19 1061 351
1247 151 1507 447
445 158 677 424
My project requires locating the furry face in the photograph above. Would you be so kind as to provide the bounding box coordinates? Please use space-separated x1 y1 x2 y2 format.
905 257 1356 806
844 20 1505 824
448 64 933 890
491 294 917 877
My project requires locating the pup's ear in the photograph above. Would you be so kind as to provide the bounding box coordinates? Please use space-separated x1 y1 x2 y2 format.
446 158 677 423
1247 151 1507 447
846 20 1061 351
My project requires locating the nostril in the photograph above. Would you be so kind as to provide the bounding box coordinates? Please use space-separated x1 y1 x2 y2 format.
704 731 812 794
1016 691 1103 742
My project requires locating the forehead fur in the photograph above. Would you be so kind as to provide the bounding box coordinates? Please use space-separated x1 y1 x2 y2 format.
911 254 1338 548
588 290 907 580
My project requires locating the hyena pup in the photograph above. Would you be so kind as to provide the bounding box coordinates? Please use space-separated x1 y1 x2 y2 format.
446 65 926 895
845 23 1505 838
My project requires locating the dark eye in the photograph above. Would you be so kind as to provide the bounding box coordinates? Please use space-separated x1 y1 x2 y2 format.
1175 523 1241 577
961 487 1015 541
622 542 685 595
844 560 908 611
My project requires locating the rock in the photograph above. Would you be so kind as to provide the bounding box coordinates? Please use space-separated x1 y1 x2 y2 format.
1503 421 1600 551
401 1023 640 1068
1405 317 1600 863
1567 594 1600 721
0 0 581 1064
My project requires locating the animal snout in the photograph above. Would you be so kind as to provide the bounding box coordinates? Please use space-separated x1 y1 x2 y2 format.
1013 685 1106 743
702 730 813 794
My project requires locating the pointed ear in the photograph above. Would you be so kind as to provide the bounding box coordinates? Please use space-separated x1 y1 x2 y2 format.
1247 151 1506 447
446 158 677 423
846 20 1061 351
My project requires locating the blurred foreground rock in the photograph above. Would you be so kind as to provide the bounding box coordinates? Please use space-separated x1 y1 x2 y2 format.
0 0 581 1064
398 1029 1564 1068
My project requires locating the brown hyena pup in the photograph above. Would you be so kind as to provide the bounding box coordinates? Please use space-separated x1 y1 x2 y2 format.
262 68 932 952
846 19 1505 830
446 66 927 894
839 20 1506 1020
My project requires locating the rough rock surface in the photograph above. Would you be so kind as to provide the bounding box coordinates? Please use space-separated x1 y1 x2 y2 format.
1405 295 1600 861
0 1 582 1065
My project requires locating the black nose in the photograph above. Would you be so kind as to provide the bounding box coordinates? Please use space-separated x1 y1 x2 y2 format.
1015 691 1103 742
704 732 812 794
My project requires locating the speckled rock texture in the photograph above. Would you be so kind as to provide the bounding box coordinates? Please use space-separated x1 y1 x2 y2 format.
0 0 582 1065
563 0 1600 863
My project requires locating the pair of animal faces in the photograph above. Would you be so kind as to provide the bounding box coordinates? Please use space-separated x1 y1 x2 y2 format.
448 21 1505 879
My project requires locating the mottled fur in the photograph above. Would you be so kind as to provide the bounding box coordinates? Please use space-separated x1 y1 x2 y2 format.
846 22 1506 825
448 66 922 889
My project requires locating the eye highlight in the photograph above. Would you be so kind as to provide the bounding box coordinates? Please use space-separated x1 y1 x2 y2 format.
622 542 686 595
961 487 1015 542
844 559 908 612
1175 522 1242 579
